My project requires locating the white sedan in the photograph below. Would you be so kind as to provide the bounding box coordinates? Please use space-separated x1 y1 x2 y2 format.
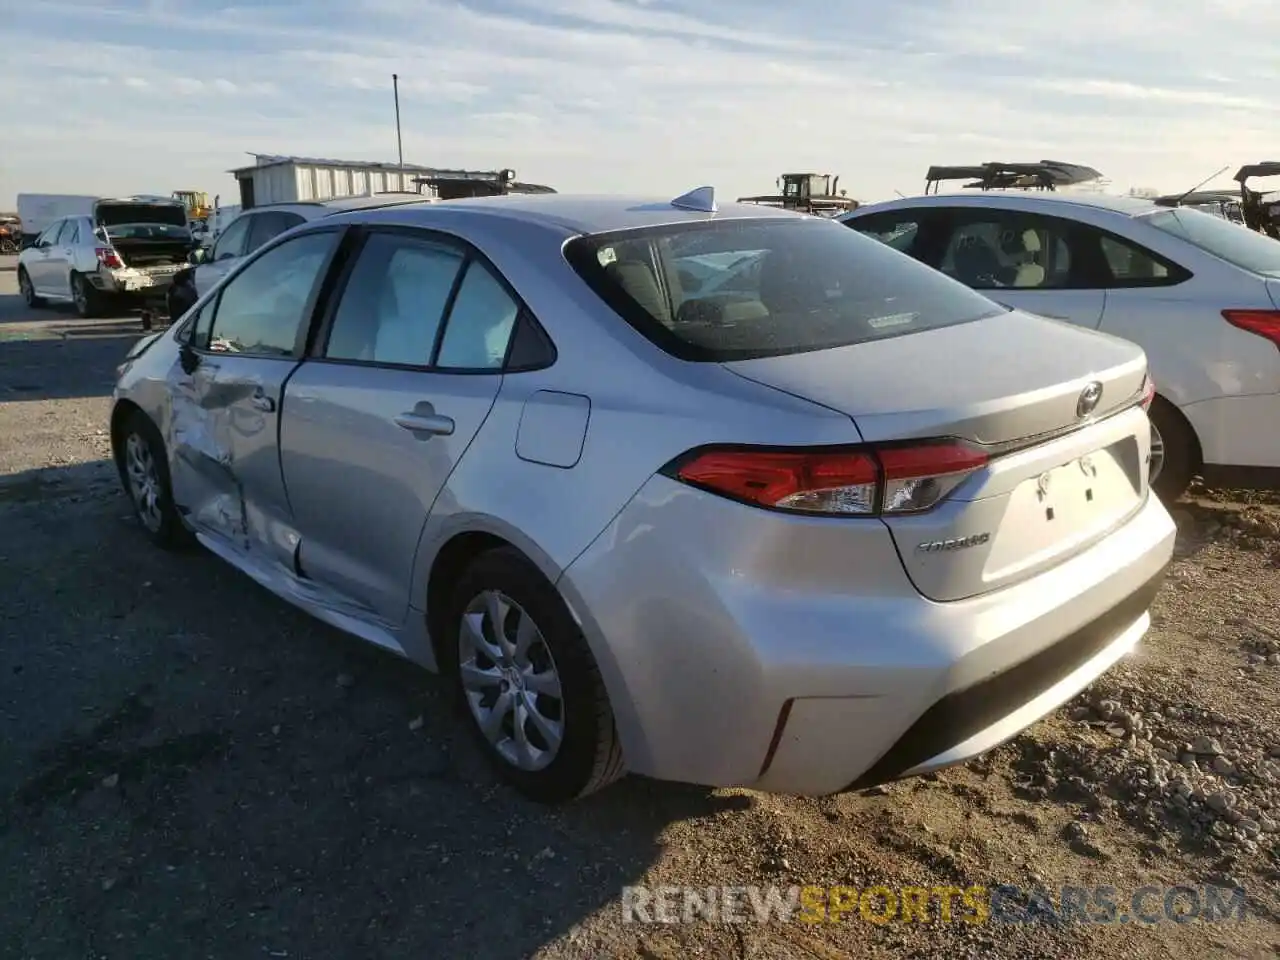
841 193 1280 500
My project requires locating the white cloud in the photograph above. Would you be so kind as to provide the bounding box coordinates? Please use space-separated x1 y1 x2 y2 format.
1 0 1277 208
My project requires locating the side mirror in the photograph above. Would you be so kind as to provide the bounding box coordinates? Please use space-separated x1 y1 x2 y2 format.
188 247 208 265
179 343 200 375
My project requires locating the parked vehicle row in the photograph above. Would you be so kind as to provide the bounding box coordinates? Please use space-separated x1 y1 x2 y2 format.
111 189 1174 804
841 192 1280 501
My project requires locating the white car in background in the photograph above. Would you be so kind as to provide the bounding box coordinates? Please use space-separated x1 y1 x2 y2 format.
17 196 194 317
174 194 431 303
842 193 1280 500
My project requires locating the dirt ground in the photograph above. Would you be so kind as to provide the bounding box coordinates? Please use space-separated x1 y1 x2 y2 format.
1 273 1277 960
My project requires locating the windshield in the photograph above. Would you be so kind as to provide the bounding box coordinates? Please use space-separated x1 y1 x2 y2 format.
1142 207 1280 277
564 217 1006 361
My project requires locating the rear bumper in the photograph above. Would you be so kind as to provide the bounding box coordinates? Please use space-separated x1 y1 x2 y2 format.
841 565 1164 790
560 479 1175 796
95 268 179 296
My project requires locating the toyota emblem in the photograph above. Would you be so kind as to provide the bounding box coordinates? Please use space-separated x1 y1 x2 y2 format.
1076 381 1103 419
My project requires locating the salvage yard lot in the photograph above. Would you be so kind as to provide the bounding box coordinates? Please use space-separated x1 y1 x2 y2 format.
1 267 1278 960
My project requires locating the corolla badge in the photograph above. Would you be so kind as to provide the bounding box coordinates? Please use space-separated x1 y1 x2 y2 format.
1076 381 1103 419
915 532 991 554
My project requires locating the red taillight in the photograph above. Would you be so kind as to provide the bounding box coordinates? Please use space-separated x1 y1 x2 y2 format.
1140 374 1156 410
1223 309 1280 350
669 441 988 516
96 247 123 269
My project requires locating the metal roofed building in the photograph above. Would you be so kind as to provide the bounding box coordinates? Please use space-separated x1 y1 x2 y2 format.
228 154 445 209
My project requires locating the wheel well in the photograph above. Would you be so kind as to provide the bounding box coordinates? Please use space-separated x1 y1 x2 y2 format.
1153 393 1203 473
109 400 144 471
425 531 511 667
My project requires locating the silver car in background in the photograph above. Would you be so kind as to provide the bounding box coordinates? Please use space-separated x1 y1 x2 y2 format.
110 191 1175 803
18 196 194 317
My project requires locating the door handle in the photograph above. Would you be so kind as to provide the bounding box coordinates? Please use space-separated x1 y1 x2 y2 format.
250 392 276 412
394 412 455 436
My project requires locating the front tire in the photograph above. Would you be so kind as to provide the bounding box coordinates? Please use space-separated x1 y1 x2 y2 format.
1148 396 1196 502
18 267 44 308
118 410 192 549
449 547 624 804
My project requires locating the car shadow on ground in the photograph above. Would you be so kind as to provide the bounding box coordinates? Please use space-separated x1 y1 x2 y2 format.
0 459 746 959
0 331 142 401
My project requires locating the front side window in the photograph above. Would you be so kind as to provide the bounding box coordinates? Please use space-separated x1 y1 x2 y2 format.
323 232 463 366
938 214 1072 290
564 217 1005 361
35 222 62 246
206 231 337 356
212 215 252 262
1141 207 1280 277
248 211 306 252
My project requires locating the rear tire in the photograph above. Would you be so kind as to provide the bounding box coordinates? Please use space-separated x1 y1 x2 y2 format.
117 410 193 550
1148 396 1196 502
18 267 44 308
447 547 624 804
71 272 102 319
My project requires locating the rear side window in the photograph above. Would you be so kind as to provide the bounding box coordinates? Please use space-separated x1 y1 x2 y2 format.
435 261 521 370
937 214 1072 290
1098 235 1173 284
847 213 921 255
1142 207 1280 277
564 218 1004 361
323 232 464 366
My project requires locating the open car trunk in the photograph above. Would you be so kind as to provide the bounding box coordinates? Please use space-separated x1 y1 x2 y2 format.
94 200 194 268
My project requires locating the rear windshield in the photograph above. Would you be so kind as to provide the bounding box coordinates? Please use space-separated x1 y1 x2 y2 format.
96 203 190 240
1142 207 1280 277
564 217 1005 361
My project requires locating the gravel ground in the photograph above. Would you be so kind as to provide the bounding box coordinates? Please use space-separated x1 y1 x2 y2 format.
1 272 1278 960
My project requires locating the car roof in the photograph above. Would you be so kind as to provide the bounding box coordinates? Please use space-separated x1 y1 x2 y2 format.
851 190 1162 219
337 192 808 237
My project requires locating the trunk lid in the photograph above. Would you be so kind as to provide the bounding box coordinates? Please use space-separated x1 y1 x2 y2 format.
1268 278 1280 309
94 199 193 269
724 310 1152 601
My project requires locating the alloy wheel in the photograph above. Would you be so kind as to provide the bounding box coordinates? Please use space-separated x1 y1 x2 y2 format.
1149 421 1165 486
124 432 164 533
458 589 565 772
19 271 35 305
72 277 89 315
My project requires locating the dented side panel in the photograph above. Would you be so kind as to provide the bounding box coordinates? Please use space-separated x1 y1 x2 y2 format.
165 354 302 572
165 358 246 542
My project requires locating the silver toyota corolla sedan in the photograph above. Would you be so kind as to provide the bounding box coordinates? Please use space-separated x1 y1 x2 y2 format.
110 189 1176 804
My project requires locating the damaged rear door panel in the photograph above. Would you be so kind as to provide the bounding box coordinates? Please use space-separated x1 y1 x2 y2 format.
165 228 346 568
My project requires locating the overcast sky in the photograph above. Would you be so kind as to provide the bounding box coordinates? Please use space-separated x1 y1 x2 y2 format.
3 0 1278 209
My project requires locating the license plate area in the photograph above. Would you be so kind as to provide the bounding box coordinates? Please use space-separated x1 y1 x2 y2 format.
984 437 1143 581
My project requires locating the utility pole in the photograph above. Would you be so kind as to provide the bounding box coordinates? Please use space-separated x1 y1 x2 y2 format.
392 73 404 174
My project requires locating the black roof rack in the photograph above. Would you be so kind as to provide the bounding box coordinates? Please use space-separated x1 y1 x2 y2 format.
1151 189 1243 208
924 160 1103 194
1234 162 1280 184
